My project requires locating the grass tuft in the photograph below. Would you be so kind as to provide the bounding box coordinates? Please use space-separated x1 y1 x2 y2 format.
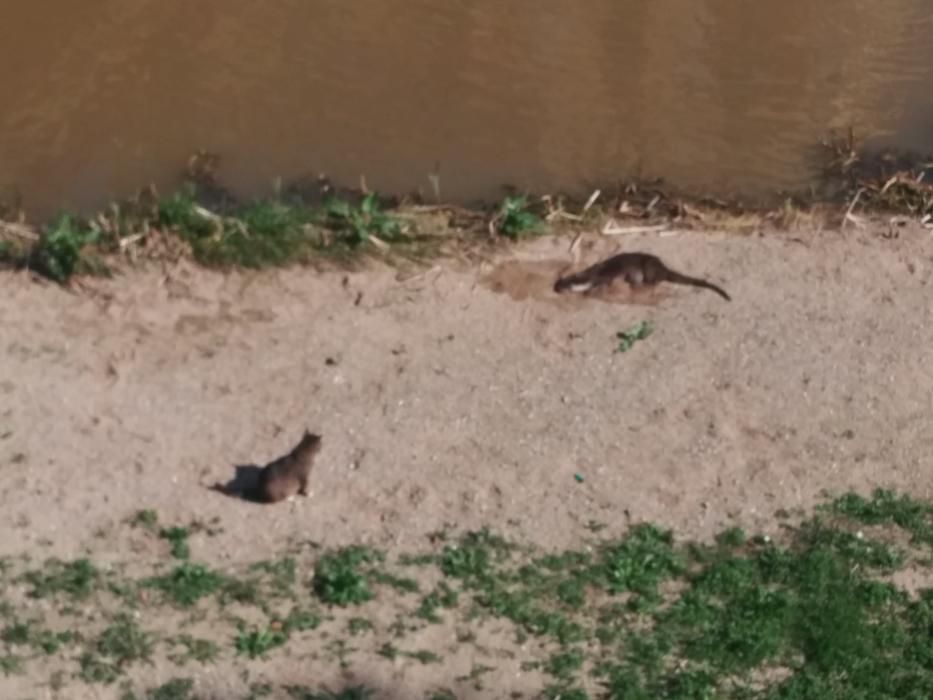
234 624 288 659
28 214 107 282
21 558 100 600
143 562 226 607
826 487 933 546
79 614 153 684
324 193 405 247
159 527 191 560
2 489 933 696
493 195 540 238
312 546 382 606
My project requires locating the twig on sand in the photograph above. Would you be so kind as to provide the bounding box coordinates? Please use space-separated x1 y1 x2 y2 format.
368 234 390 251
118 232 147 250
842 188 865 229
569 232 583 267
601 221 670 236
543 195 581 222
0 221 39 241
397 264 442 284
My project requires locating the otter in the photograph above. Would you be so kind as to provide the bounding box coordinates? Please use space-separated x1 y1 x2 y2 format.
553 251 730 301
207 429 321 505
251 430 322 503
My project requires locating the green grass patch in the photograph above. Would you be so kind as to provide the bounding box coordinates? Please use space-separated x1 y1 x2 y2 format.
416 581 459 622
158 187 409 269
21 557 100 600
323 192 405 247
348 617 374 635
79 614 153 684
28 214 108 282
0 652 23 676
143 562 226 607
1 617 77 654
159 527 191 560
147 677 196 700
0 490 932 697
826 487 933 546
166 634 220 665
493 195 540 238
250 556 298 595
311 546 384 606
9 164 434 283
130 509 159 531
615 320 654 353
282 605 323 633
234 623 288 659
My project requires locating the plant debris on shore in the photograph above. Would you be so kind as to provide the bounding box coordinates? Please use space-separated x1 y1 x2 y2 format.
2 130 932 285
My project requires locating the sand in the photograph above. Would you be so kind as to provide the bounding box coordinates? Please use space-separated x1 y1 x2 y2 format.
1 223 932 697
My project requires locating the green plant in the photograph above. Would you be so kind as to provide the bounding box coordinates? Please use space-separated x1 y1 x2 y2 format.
283 606 322 633
159 527 190 560
616 321 654 353
79 614 154 684
168 635 219 665
251 556 298 595
234 624 287 659
416 581 459 622
324 193 403 247
312 546 380 606
130 509 159 531
494 195 540 238
827 488 933 546
285 685 376 700
147 677 195 700
348 617 374 635
440 529 511 580
1 618 76 654
144 562 226 607
161 191 319 268
157 188 214 239
600 523 683 597
545 647 585 682
0 653 23 677
21 558 99 599
29 214 104 282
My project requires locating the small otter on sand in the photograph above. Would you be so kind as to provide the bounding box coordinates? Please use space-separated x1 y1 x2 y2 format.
251 430 322 503
553 251 731 301
210 430 322 504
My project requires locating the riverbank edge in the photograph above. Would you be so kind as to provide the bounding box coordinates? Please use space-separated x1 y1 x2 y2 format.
2 132 931 285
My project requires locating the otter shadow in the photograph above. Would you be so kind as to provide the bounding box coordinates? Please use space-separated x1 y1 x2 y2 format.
209 463 265 504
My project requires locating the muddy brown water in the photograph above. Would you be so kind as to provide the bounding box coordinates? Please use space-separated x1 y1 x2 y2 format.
3 0 933 220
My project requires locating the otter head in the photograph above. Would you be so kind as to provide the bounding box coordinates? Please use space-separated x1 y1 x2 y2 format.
301 431 323 452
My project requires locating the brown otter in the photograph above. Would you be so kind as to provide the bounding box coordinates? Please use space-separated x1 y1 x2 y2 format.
253 430 322 503
208 430 321 503
553 252 731 301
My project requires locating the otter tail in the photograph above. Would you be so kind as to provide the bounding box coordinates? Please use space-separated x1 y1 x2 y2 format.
665 270 731 301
